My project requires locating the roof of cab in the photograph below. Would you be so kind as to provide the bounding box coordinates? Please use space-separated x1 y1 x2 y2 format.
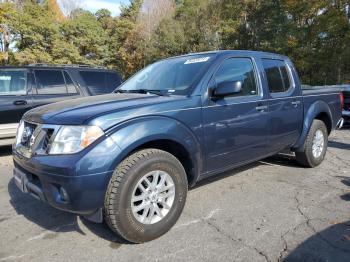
174 50 289 60
0 64 118 72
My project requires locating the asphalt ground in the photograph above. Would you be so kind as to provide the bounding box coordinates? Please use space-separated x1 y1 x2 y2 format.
1 129 350 262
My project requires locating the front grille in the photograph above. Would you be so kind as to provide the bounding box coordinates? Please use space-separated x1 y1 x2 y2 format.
42 128 54 153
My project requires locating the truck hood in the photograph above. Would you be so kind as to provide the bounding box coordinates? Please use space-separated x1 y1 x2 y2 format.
23 93 184 125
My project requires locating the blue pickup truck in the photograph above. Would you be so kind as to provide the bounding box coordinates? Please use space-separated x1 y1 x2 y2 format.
12 51 343 243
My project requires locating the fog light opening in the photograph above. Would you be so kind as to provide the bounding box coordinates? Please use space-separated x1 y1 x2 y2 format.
59 187 69 202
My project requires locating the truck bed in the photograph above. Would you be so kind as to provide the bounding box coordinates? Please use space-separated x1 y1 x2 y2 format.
302 87 342 130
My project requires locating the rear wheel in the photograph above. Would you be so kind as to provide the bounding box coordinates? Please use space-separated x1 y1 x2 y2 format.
295 119 328 167
104 149 188 243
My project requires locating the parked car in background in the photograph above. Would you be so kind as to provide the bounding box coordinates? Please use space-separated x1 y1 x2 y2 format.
0 64 122 146
341 85 350 124
13 51 343 243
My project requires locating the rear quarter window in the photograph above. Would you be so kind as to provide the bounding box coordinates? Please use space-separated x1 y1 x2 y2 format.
106 72 122 90
80 71 121 95
262 59 291 94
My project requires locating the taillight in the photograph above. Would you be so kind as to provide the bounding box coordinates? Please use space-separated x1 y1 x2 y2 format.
340 92 344 110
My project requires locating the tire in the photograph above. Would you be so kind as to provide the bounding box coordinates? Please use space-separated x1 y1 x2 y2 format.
295 119 328 167
104 149 188 243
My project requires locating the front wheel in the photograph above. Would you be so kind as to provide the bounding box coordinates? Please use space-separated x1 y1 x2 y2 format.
104 149 188 243
295 119 328 167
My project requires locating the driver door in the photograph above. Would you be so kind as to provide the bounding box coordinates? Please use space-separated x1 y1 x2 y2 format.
203 57 270 174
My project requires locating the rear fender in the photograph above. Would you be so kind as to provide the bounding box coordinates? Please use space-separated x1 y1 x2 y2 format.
292 100 332 152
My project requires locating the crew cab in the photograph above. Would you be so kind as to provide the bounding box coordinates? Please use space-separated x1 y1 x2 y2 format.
12 51 343 243
0 64 122 146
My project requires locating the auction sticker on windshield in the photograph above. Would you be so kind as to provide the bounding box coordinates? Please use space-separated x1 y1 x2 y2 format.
184 57 210 64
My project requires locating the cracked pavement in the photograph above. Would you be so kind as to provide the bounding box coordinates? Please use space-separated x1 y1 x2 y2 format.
0 129 350 262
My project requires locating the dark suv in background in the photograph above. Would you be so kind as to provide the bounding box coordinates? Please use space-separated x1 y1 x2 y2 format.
0 64 122 146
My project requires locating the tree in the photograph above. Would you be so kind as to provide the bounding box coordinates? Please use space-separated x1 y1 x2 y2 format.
60 9 109 65
113 0 144 76
0 0 348 84
47 0 66 22
10 0 60 64
282 0 350 84
59 0 83 17
0 1 16 64
137 0 175 41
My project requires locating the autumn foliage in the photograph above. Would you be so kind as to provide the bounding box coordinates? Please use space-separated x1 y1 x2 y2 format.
0 0 349 85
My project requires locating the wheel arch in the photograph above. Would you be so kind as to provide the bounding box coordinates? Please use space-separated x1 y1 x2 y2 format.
107 116 203 187
292 100 333 152
131 139 196 186
314 112 332 134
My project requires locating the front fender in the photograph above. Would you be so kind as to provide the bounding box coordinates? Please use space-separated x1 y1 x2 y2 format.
106 116 203 182
293 100 333 151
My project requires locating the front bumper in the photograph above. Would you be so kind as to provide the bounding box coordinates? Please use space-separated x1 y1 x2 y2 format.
12 135 122 218
12 161 112 216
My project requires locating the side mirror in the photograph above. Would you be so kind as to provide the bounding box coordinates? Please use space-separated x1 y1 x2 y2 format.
212 80 242 99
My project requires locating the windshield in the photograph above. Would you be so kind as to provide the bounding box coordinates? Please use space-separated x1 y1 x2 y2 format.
0 69 27 96
117 54 215 95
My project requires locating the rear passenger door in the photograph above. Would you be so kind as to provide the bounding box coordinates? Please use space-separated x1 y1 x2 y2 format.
32 69 80 108
262 59 303 152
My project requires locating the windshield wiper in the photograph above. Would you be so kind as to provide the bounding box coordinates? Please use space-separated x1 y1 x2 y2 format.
114 89 127 94
115 89 168 96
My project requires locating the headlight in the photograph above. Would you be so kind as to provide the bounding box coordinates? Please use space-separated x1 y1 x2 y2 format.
15 120 24 145
49 125 104 154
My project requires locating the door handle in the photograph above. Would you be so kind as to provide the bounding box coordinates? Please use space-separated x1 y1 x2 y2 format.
255 105 268 112
291 101 300 107
13 100 27 106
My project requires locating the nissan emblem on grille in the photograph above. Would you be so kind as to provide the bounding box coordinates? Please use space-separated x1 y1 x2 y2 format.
29 133 36 148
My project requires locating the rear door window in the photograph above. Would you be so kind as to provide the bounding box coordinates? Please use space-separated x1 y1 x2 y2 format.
0 70 27 95
262 59 291 93
34 70 67 95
